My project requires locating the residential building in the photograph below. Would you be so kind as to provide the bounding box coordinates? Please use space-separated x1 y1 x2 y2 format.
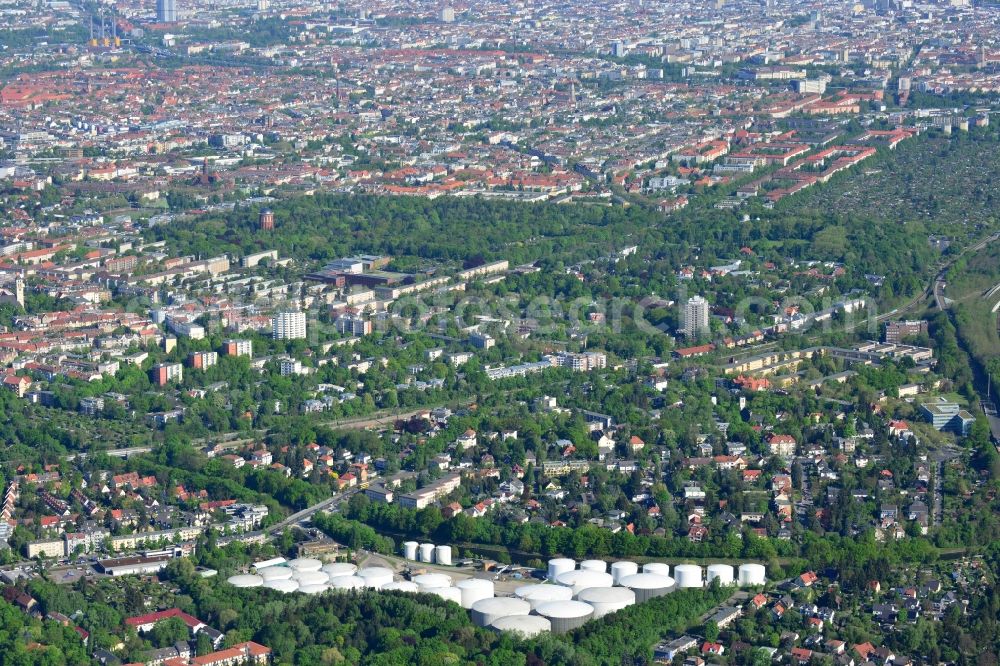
188 351 218 370
682 296 709 338
151 363 183 386
272 312 307 340
223 339 253 358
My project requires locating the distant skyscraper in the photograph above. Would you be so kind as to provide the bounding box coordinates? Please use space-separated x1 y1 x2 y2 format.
156 0 177 23
440 6 455 22
682 296 710 338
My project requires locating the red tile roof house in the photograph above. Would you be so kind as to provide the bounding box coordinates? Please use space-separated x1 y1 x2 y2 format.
162 642 271 666
126 608 205 634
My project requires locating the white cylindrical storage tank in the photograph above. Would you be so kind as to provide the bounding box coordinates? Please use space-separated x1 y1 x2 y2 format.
706 564 735 586
535 600 594 634
293 570 329 586
425 587 463 605
330 576 366 591
383 581 420 593
547 558 575 582
227 574 263 588
642 563 670 576
579 559 607 573
674 564 703 588
610 561 639 584
403 541 419 561
419 543 435 563
490 615 551 638
515 584 574 610
321 563 357 579
259 567 293 582
299 584 328 595
264 578 299 593
413 573 452 591
739 563 766 586
358 567 394 589
577 586 636 619
288 558 323 573
555 570 613 597
435 545 453 566
471 597 531 628
455 578 494 609
620 573 676 603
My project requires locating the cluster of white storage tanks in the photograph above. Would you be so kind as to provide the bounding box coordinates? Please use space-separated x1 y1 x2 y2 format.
480 559 768 637
229 555 766 634
228 560 406 596
403 541 453 566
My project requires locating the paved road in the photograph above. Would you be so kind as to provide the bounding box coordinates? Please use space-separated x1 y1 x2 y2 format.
263 488 362 535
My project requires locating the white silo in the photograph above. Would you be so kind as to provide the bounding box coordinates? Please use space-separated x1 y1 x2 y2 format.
382 581 420 593
435 545 453 566
706 564 735 586
534 600 594 634
610 561 638 584
425 587 463 605
419 543 436 563
358 567 394 589
321 563 357 579
579 559 607 573
227 574 264 588
738 563 766 586
288 558 323 573
556 570 613 597
514 584 574 610
293 570 329 586
259 567 293 582
413 573 452 591
330 576 366 591
264 578 299 593
619 573 676 602
642 562 670 576
577 586 636 619
455 578 495 609
547 558 575 581
471 597 531 628
403 541 419 561
674 564 703 588
299 584 329 595
490 615 552 638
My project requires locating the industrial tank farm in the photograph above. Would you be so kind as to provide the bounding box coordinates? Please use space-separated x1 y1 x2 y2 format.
226 555 765 637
